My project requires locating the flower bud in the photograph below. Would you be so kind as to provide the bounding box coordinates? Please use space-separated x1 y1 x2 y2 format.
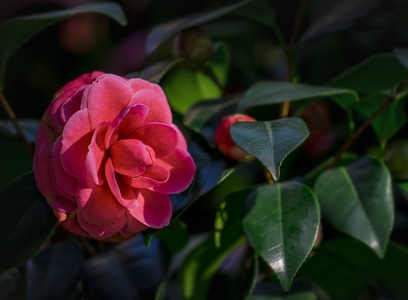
215 114 256 161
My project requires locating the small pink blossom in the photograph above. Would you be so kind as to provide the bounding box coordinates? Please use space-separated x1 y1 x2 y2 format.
34 72 196 241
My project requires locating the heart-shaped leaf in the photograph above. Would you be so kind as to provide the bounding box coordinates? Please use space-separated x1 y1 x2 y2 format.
329 53 408 93
0 2 127 87
0 172 56 274
230 118 309 181
27 240 84 300
314 156 394 257
237 81 358 111
242 182 320 291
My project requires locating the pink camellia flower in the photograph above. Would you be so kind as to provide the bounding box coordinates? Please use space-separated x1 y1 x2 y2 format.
34 72 196 241
215 114 256 161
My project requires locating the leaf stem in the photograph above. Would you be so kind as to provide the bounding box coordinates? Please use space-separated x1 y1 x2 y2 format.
0 91 34 155
328 94 396 168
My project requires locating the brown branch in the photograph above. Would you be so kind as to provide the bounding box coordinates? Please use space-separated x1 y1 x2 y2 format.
328 94 396 168
0 91 34 155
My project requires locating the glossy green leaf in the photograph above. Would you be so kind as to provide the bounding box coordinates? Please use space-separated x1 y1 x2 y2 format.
353 93 407 143
314 156 394 257
27 240 84 300
0 2 127 87
156 219 189 254
162 41 230 114
298 238 408 300
0 172 56 274
230 118 309 181
329 53 408 93
237 81 358 111
146 0 262 56
242 182 320 291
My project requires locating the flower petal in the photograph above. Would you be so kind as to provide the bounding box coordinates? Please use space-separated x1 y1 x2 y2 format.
82 74 133 128
126 122 178 157
86 122 109 185
61 109 92 178
123 164 170 189
153 146 196 194
120 212 148 237
128 189 172 228
110 139 153 177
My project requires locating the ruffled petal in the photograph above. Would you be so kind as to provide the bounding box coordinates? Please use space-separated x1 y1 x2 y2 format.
126 122 178 157
120 213 148 237
77 173 125 226
153 146 196 194
48 196 76 224
86 122 109 185
81 74 133 128
110 139 153 177
123 164 170 189
128 189 172 228
60 109 92 178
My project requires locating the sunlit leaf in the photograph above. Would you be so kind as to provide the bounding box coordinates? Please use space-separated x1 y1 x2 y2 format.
237 81 358 111
0 2 127 87
298 238 408 300
27 240 83 300
230 118 309 181
83 235 170 299
162 41 230 114
300 0 382 42
353 93 407 144
329 53 408 93
243 182 320 291
314 156 394 257
0 172 56 274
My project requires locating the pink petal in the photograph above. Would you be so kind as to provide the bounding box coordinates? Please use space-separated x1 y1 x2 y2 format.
61 109 92 178
123 164 170 189
81 74 133 128
86 122 109 185
153 146 196 194
128 87 172 124
128 189 172 228
48 196 76 224
126 122 178 157
110 139 153 177
62 217 89 237
77 173 126 226
51 137 77 199
120 213 148 237
105 158 139 208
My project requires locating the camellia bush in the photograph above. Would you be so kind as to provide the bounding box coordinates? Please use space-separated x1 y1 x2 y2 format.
1 0 408 299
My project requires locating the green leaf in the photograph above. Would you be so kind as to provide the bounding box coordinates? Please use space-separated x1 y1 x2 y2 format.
329 53 408 93
242 182 320 291
156 219 189 254
353 93 407 143
162 41 230 114
237 81 358 111
314 156 394 257
249 292 317 300
230 118 309 181
146 0 263 56
0 2 127 87
298 238 408 300
0 172 56 274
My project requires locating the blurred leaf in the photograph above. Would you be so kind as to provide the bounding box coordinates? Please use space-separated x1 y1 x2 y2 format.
83 235 170 300
298 238 408 300
178 222 245 300
394 47 408 71
300 0 382 42
0 137 33 190
227 0 275 28
27 240 84 300
162 41 230 114
0 172 56 274
170 136 235 214
156 219 189 254
237 81 358 111
242 182 320 291
353 93 407 144
230 118 309 181
314 156 394 257
146 0 262 56
1 119 40 143
0 267 26 300
250 292 317 300
0 2 127 87
329 53 408 93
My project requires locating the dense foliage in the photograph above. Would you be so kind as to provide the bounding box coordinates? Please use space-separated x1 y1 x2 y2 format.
1 0 408 299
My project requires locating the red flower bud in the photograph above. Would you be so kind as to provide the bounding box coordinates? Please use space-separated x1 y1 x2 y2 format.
215 114 256 161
